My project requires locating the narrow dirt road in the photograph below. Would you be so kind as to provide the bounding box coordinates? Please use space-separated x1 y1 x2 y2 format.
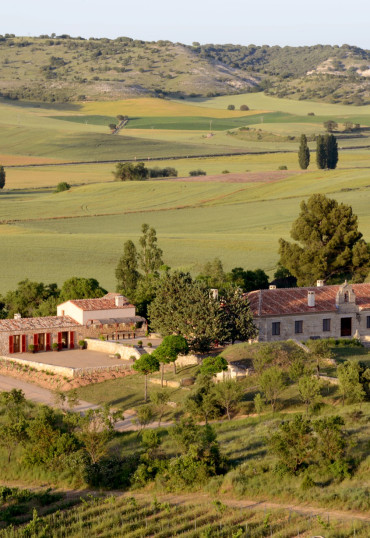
0 375 172 432
124 491 370 524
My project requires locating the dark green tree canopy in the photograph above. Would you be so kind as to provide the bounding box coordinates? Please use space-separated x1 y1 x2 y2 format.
0 165 6 189
1 279 60 318
154 335 189 364
278 193 370 285
218 288 257 344
59 277 106 302
113 162 149 181
298 134 310 170
325 134 338 169
115 240 140 299
199 356 228 376
133 353 160 376
148 271 221 352
316 135 327 169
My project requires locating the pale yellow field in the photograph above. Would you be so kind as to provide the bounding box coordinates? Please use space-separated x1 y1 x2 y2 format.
0 154 67 166
78 97 266 118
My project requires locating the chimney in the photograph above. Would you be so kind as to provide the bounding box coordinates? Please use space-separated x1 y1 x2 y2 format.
115 295 124 307
316 280 324 287
14 313 21 320
210 289 218 300
307 291 315 307
269 285 277 290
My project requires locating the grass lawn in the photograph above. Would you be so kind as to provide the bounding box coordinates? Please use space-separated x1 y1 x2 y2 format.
74 365 199 418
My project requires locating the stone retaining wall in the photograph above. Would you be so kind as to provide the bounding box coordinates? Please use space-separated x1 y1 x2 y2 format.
85 339 142 360
0 355 75 378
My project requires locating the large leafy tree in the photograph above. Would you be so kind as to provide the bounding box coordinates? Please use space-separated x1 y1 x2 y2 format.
218 288 257 344
113 162 148 181
148 272 221 352
278 194 370 285
298 134 310 170
228 268 269 292
59 277 106 302
1 279 60 318
115 240 140 299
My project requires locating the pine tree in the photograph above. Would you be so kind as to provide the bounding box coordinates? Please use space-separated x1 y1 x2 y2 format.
298 134 310 169
316 135 327 169
0 165 5 189
325 134 338 169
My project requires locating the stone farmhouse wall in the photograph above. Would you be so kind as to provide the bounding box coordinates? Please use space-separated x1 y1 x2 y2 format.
255 310 370 342
0 326 86 356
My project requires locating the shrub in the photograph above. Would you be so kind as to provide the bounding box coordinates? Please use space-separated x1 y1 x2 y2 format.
240 104 249 111
147 342 152 348
222 170 230 174
189 169 206 176
278 165 288 170
227 104 235 110
78 340 86 349
55 182 70 192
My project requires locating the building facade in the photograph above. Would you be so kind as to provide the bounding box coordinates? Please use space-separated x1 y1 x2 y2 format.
0 293 147 356
248 281 370 344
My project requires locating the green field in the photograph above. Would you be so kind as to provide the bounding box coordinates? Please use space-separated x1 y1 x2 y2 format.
0 166 369 293
2 493 368 537
0 94 368 293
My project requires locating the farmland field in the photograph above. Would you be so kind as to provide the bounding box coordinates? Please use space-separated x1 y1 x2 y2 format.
0 166 369 293
2 493 368 537
0 94 368 294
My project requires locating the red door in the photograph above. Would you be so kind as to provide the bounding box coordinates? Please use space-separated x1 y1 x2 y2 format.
9 336 14 354
57 332 62 350
21 335 26 353
46 333 51 351
69 331 74 349
33 333 38 352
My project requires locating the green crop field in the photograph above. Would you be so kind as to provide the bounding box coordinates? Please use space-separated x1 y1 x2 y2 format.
2 494 367 538
185 92 370 117
0 94 368 294
0 166 369 293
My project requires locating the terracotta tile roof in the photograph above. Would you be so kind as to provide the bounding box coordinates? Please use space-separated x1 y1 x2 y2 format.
69 296 133 311
0 316 81 332
248 283 370 317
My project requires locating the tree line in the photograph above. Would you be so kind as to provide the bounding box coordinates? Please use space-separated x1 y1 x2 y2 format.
298 133 338 170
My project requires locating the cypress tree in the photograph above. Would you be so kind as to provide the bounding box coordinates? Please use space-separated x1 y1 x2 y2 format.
325 134 338 169
316 135 327 169
0 165 5 189
298 134 310 169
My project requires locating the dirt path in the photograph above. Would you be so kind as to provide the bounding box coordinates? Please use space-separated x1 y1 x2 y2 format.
123 491 370 524
0 374 172 432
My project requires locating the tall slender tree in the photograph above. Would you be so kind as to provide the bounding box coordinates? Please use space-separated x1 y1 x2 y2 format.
115 240 140 298
325 134 338 169
0 165 5 189
316 135 327 169
298 134 310 170
139 223 163 276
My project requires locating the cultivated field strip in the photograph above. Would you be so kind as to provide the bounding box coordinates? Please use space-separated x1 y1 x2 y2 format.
1 494 369 537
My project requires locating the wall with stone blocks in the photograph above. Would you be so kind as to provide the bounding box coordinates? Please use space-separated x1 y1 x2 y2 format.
85 338 142 360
